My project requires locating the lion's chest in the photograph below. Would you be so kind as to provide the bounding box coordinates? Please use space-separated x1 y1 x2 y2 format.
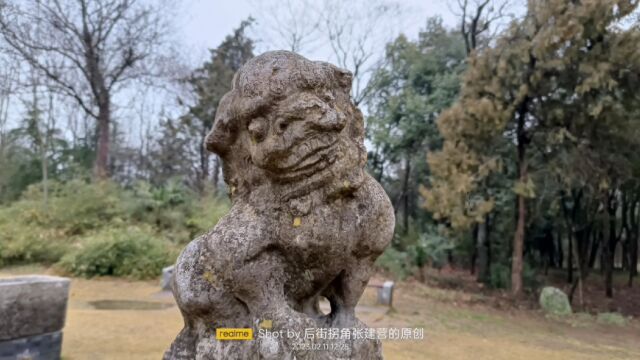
271 198 369 296
281 199 363 257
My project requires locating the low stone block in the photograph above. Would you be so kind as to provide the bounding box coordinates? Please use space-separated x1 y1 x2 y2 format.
539 286 572 316
376 281 395 306
0 276 70 340
161 265 174 291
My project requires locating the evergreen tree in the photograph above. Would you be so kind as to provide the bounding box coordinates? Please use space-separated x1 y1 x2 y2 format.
424 0 640 295
366 17 466 234
187 18 255 191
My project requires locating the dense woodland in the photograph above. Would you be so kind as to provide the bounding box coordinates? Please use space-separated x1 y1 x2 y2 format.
0 0 639 309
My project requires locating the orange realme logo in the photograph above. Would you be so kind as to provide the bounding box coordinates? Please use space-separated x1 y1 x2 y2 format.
216 328 253 340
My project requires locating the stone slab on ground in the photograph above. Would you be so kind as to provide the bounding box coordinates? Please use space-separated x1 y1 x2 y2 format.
0 276 70 341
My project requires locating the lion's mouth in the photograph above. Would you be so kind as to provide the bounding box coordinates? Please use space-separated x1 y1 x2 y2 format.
268 134 339 183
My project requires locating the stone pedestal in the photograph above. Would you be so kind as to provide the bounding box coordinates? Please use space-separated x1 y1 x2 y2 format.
0 276 70 360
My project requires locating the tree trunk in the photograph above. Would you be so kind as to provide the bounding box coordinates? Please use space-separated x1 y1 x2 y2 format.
628 195 639 287
470 225 478 275
603 194 615 298
557 229 564 269
568 230 574 283
588 232 600 270
568 234 584 308
512 168 527 295
477 217 490 283
630 226 638 287
402 156 411 234
622 240 629 272
199 132 210 192
569 225 592 307
93 101 110 179
42 93 54 212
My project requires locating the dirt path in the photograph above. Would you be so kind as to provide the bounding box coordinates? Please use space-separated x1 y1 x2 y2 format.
2 267 639 360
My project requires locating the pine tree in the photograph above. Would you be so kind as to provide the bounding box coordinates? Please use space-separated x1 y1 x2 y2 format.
187 18 255 192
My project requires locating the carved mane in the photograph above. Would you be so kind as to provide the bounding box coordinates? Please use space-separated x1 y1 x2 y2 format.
205 51 366 200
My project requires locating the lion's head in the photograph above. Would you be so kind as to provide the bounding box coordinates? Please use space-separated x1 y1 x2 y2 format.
205 51 366 201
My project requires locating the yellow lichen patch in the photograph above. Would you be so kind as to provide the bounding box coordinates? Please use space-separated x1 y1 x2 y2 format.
259 319 273 329
202 271 216 284
343 180 351 188
293 217 302 227
230 186 236 195
304 270 313 281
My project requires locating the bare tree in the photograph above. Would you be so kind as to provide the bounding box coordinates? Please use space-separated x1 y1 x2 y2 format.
0 47 19 139
450 0 515 55
0 0 170 179
250 0 322 53
251 0 403 106
320 0 403 105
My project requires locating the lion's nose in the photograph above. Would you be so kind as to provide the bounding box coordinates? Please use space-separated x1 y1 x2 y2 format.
310 108 346 132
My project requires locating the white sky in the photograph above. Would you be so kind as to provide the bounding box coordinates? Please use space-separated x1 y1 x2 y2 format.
175 0 460 64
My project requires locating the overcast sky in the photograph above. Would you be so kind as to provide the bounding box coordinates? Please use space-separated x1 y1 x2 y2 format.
175 0 460 64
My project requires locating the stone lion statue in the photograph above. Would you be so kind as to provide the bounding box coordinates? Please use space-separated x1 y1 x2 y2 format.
165 51 394 360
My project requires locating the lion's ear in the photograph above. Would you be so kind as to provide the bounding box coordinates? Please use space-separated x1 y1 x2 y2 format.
334 67 353 92
205 94 236 155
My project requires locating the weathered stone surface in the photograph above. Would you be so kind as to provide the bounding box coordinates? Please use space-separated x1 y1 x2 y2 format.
539 286 572 316
165 51 395 359
0 276 70 341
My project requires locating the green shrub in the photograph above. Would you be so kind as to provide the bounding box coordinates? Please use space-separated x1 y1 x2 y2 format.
0 224 69 266
126 180 230 243
186 194 230 239
376 247 413 279
596 312 628 326
0 178 228 276
523 261 540 289
19 180 126 235
0 235 65 266
58 226 176 279
408 231 454 270
489 263 510 289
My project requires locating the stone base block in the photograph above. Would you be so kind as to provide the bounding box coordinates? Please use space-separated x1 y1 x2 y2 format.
0 331 63 360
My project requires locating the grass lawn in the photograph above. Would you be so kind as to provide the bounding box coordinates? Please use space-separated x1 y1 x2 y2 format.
2 266 639 360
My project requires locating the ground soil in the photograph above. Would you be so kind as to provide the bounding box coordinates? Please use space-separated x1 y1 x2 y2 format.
1 265 639 360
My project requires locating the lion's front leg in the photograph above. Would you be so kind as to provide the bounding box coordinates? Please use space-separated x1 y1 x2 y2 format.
229 250 321 360
322 257 376 327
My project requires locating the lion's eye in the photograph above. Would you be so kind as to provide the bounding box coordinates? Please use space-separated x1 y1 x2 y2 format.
275 117 291 134
248 117 267 143
279 120 288 132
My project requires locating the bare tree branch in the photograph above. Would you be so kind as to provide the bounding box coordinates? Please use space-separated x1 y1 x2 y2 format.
453 0 515 55
0 0 171 178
